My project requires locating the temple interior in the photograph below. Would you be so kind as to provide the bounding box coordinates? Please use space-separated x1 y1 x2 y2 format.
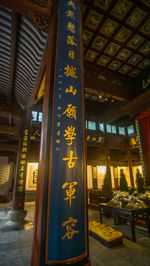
0 0 150 266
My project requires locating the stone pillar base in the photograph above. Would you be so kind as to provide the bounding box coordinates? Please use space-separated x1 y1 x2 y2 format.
7 209 27 226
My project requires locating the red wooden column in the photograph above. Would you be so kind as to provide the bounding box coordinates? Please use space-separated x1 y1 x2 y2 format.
8 112 31 224
31 1 90 265
136 113 150 186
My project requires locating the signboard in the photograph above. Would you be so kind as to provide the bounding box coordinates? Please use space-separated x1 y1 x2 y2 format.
46 0 87 264
15 127 30 197
135 120 146 182
86 131 104 145
30 127 41 141
128 136 139 149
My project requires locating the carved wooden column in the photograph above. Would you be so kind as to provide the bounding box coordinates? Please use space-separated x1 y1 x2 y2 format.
31 1 90 265
135 118 149 185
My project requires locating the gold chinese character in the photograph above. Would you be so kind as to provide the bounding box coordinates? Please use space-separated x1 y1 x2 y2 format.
18 180 24 185
57 130 61 136
91 137 96 141
56 139 60 144
57 122 61 127
142 77 150 89
66 10 75 19
63 150 78 168
64 126 76 145
24 136 28 141
20 166 24 172
24 129 28 136
30 136 35 141
21 153 26 159
18 186 24 192
20 160 26 165
67 22 75 33
67 35 77 46
22 141 27 147
22 147 27 152
65 85 77 95
63 104 76 120
69 50 75 59
67 0 76 10
97 137 103 143
64 65 77 79
57 114 62 118
56 147 60 151
58 106 61 111
62 217 79 240
34 129 40 137
19 172 24 178
130 138 136 145
62 181 77 206
86 136 90 141
58 94 62 99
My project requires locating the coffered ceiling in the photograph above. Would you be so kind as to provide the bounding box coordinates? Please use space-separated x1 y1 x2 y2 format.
82 0 150 79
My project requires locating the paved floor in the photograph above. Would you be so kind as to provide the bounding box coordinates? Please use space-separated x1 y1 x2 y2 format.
0 203 150 266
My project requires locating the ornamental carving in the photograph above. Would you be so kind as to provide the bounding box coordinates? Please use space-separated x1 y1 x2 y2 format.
30 14 48 33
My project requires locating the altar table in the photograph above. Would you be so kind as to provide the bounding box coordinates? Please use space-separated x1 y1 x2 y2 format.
99 203 150 242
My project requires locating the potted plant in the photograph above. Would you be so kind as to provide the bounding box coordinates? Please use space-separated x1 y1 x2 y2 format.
136 169 145 194
120 169 128 192
102 168 112 193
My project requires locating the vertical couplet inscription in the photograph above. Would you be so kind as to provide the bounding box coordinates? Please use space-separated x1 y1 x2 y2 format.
46 0 87 264
15 127 30 197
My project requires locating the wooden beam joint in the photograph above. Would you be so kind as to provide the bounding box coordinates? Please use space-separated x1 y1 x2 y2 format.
85 74 135 102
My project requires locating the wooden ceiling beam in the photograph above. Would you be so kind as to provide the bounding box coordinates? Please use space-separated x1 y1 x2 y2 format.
8 12 18 105
0 95 23 119
102 103 125 123
121 154 139 161
106 134 128 149
0 143 18 153
121 89 150 114
0 0 52 18
85 74 136 101
0 137 19 143
0 124 20 136
84 61 134 85
103 89 150 122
